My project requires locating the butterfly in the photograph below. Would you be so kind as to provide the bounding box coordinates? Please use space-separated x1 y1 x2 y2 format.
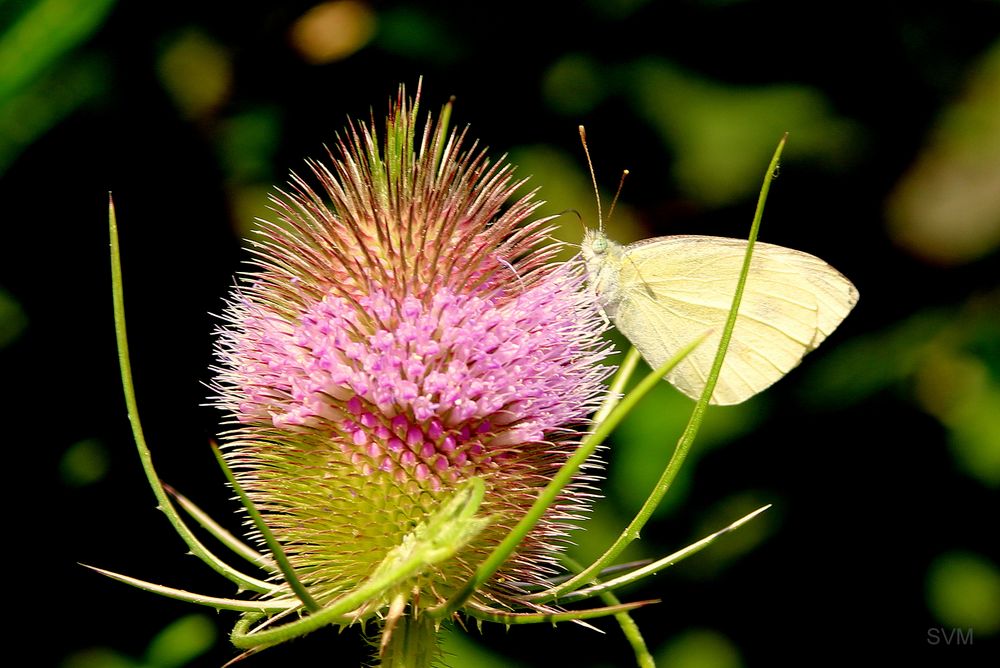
576 126 858 405
581 228 858 404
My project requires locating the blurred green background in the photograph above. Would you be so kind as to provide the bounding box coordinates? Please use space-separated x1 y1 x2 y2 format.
3 0 998 665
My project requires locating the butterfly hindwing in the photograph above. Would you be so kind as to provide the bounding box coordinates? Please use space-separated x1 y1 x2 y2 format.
611 235 857 405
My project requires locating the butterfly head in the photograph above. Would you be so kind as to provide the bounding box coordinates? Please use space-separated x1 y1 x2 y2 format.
580 228 623 287
580 227 608 260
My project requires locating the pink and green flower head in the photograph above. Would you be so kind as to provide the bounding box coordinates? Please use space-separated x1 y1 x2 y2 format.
210 84 613 646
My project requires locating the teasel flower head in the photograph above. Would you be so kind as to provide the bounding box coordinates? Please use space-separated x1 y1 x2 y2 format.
210 84 613 654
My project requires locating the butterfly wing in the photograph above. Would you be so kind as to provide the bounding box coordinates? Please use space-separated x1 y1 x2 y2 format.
612 235 858 405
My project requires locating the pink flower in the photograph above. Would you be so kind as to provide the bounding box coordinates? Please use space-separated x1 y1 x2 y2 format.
211 85 612 615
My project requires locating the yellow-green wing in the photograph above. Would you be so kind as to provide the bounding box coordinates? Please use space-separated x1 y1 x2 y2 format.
612 235 858 405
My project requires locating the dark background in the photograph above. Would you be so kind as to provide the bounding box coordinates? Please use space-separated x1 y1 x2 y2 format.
3 1 998 666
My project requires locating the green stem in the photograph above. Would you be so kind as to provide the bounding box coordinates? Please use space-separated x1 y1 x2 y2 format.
380 606 439 668
563 556 654 668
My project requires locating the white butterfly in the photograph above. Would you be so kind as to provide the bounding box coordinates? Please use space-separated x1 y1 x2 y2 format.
575 127 858 405
581 228 859 405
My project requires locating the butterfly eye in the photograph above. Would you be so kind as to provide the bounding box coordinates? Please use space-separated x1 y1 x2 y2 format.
592 237 607 253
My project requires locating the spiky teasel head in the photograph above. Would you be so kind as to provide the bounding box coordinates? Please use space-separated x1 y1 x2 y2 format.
211 84 612 643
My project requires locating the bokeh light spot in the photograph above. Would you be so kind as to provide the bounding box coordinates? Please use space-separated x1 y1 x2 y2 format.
59 438 109 487
656 628 743 668
290 1 376 64
157 29 232 119
927 551 1000 635
887 39 1000 265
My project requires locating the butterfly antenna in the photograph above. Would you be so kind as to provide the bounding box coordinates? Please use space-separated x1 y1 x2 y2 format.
551 209 584 250
578 125 604 233
607 169 629 222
